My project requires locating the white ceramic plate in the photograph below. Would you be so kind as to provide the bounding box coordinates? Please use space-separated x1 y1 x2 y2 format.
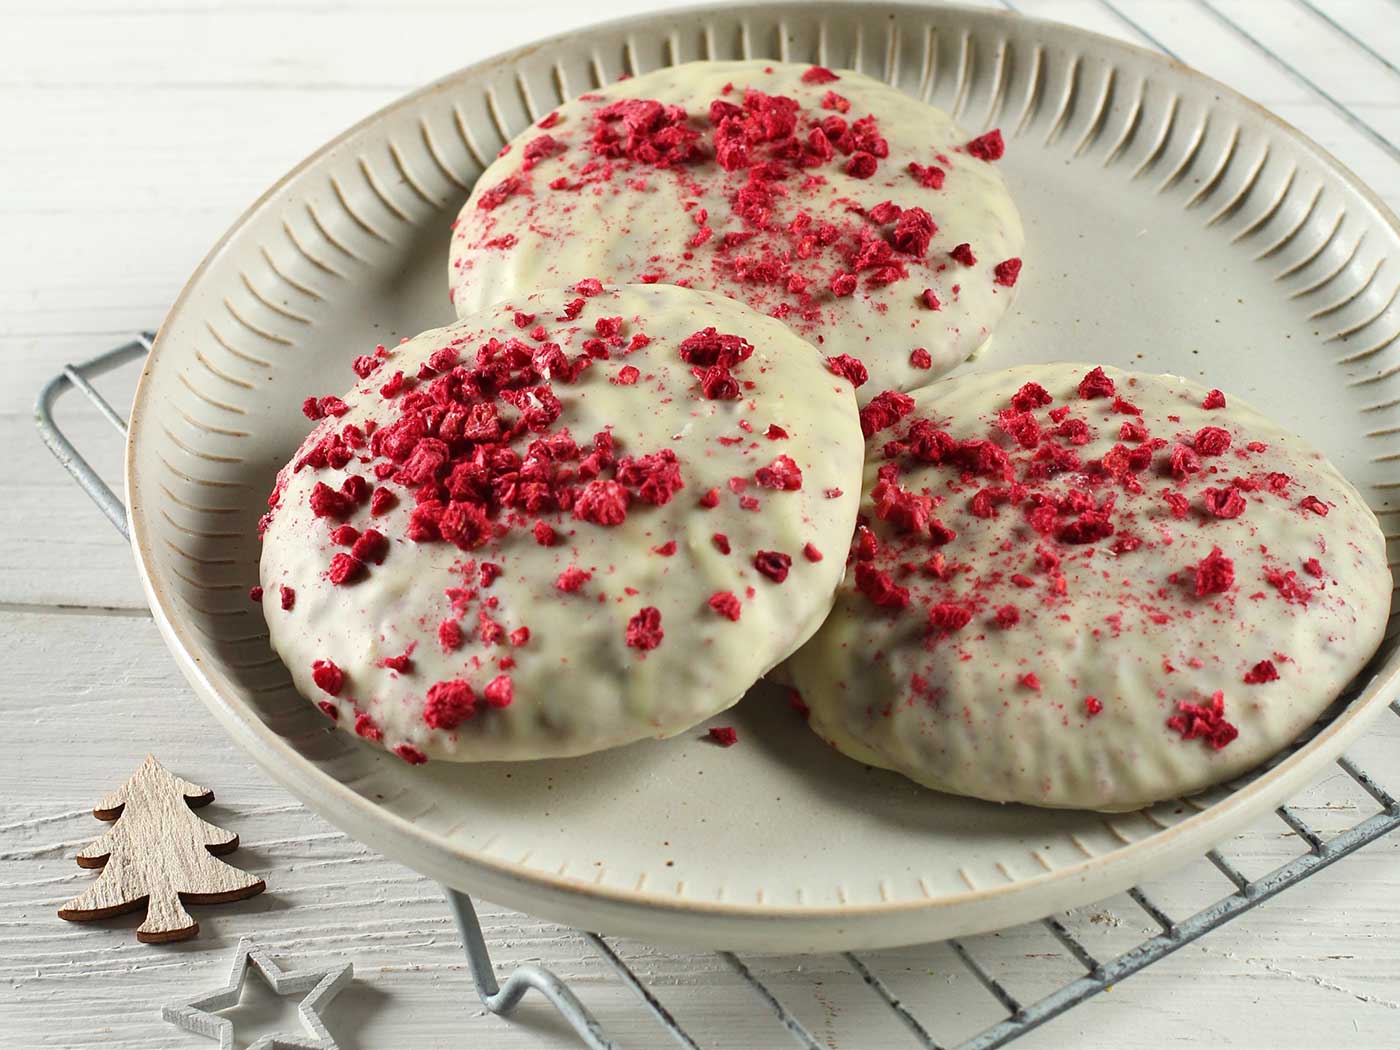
125 2 1400 951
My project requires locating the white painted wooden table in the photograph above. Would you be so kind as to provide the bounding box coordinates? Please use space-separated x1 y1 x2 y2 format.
4 1 1400 1047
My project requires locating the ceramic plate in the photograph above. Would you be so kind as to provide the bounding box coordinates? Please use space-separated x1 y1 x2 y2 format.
125 1 1400 951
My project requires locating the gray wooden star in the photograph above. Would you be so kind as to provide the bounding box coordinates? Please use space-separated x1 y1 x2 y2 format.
162 938 353 1050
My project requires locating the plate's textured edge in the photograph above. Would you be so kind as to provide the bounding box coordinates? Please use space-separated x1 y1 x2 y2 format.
125 2 1400 945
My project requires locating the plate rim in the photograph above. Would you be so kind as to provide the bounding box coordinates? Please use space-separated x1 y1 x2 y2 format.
124 0 1400 939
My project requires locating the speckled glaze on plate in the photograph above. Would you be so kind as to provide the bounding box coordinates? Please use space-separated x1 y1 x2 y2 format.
125 2 1400 951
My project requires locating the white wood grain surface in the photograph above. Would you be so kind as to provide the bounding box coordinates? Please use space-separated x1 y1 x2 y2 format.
3 1 1400 1047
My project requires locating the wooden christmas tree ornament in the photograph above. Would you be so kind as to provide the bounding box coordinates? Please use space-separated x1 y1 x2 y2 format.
57 754 265 942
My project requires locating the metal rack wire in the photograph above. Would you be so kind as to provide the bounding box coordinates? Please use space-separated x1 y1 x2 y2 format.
35 335 1400 1050
32 2 1400 1043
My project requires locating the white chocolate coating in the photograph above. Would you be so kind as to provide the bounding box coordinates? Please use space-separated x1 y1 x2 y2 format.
448 61 1025 402
259 284 863 763
787 364 1390 811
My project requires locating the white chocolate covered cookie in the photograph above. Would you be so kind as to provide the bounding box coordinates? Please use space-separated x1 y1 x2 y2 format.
258 283 864 763
448 61 1025 402
787 364 1390 811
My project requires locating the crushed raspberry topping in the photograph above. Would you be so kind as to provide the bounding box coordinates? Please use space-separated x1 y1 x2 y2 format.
311 659 344 696
1166 691 1238 749
1300 495 1329 516
754 550 793 582
708 591 742 620
825 354 868 387
1194 547 1235 597
424 680 477 729
965 129 1005 161
992 258 1022 287
1243 659 1279 684
1077 367 1115 400
1202 389 1227 410
625 607 664 651
707 725 739 746
755 454 803 490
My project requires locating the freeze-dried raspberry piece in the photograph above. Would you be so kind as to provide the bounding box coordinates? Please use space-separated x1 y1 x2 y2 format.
831 271 858 297
712 532 731 554
801 65 840 83
380 651 413 674
1300 495 1329 516
280 585 296 610
1303 558 1323 577
754 550 792 582
533 521 557 546
993 258 1022 287
699 487 721 509
994 605 1020 628
327 553 364 585
855 562 910 609
395 745 428 765
677 326 754 368
476 176 520 211
438 619 464 652
846 151 878 178
859 389 915 437
484 675 514 708
708 591 742 621
556 566 591 592
707 726 739 747
1203 389 1227 410
908 162 945 189
616 449 685 505
370 487 397 516
1010 382 1053 411
920 287 941 310
354 713 382 742
248 585 263 603
755 454 803 490
424 680 477 729
965 129 1005 160
892 207 937 257
1084 696 1103 717
1194 426 1231 456
949 243 977 266
1167 691 1238 749
1202 487 1246 519
351 528 387 565
698 365 740 400
625 607 664 651
1057 509 1114 545
1194 547 1235 596
1167 444 1200 480
614 365 641 385
573 479 630 525
1243 660 1279 684
1077 367 1116 399
825 354 868 387
929 603 972 632
309 482 352 520
311 659 344 696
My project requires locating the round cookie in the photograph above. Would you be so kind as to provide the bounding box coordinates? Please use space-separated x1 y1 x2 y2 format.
787 364 1390 811
258 282 864 763
448 60 1025 402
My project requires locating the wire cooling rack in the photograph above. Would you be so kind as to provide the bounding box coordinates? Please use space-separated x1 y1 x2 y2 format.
34 335 1400 1049
33 0 1400 1043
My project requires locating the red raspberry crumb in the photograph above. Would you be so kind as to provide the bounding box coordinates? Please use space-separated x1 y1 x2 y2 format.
855 562 909 609
510 626 530 646
370 487 397 516
327 553 364 585
909 347 933 370
949 243 977 266
1303 557 1323 577
330 524 359 546
484 675 514 708
424 679 477 729
653 540 677 556
248 585 263 603
765 424 789 439
1019 672 1042 691
754 550 793 582
438 619 464 652
280 585 296 610
802 542 823 562
533 521 558 546
479 562 502 588
698 365 741 400
677 327 754 368
1194 547 1235 596
859 389 916 437
699 488 721 508
708 591 742 620
573 479 630 525
892 207 937 257
316 701 339 720
801 65 840 83
351 528 387 564
1194 426 1231 456
614 365 641 385
302 396 324 420
831 271 858 297
920 288 941 310
1203 389 1227 409
1243 660 1279 684
825 354 869 387
311 659 344 696
575 278 604 297
755 454 803 490
1167 691 1238 750
789 689 810 719
846 151 878 178
908 162 945 189
1010 382 1053 411
625 607 664 651
1077 367 1116 400
556 566 592 592
712 533 731 554
309 482 352 520
707 726 739 747
1168 444 1201 479
395 745 428 765
354 713 382 741
1084 696 1104 717
1202 487 1246 519
995 605 1020 628
1300 495 1329 516
965 129 1005 160
993 258 1022 287
929 603 972 632
380 651 413 673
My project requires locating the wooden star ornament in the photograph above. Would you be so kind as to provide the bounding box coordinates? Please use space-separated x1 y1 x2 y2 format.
57 754 265 942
